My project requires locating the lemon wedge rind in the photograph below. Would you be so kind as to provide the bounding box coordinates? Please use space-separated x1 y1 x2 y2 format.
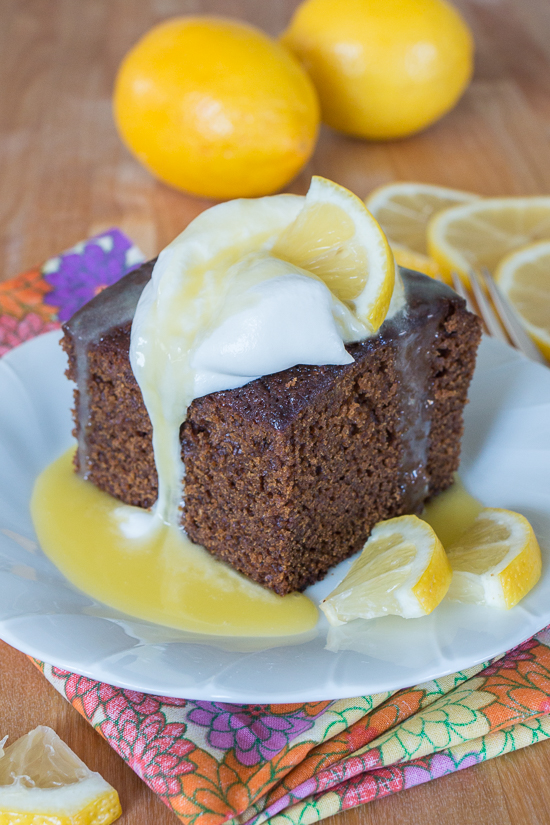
158 176 396 337
320 515 452 625
0 726 121 825
273 176 396 333
446 508 542 609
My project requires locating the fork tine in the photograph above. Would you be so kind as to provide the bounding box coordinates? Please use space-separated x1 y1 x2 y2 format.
480 268 548 364
450 271 476 314
450 270 491 336
468 268 510 345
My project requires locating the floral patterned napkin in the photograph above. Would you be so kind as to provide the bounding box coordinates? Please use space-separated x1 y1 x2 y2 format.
30 631 550 825
0 229 143 353
2 230 550 824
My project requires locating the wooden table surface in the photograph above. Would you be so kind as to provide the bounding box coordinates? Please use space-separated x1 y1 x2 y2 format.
2 0 550 823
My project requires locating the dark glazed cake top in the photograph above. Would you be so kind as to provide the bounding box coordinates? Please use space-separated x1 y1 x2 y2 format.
63 258 466 433
64 256 460 362
64 258 156 345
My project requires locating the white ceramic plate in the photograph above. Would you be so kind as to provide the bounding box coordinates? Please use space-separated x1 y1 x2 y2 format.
0 331 549 702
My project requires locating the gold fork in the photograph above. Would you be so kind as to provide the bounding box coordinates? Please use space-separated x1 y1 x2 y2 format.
450 268 548 365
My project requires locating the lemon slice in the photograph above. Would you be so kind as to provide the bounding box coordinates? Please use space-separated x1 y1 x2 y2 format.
495 241 550 361
0 726 121 825
390 243 441 279
366 182 478 256
320 515 452 625
446 508 542 609
273 176 395 332
427 196 550 280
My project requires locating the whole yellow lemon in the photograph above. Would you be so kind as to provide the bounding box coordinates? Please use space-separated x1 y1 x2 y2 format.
113 17 320 199
281 0 473 140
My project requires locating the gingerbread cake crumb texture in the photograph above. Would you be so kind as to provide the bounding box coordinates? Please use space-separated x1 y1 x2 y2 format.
62 264 481 595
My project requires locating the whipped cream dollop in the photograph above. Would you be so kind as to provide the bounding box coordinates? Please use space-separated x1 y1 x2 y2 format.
190 253 368 397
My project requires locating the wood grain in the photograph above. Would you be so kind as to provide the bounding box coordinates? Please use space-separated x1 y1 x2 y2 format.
2 0 550 822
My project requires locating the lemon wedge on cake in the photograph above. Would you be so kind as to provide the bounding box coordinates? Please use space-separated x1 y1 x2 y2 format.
495 240 550 361
0 726 121 825
427 196 550 280
273 176 395 332
446 508 542 609
320 515 452 624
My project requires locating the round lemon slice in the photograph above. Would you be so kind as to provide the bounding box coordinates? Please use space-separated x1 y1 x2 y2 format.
427 196 550 280
273 176 395 332
366 181 478 256
0 726 121 825
495 241 550 361
390 243 441 280
320 515 452 625
446 508 542 609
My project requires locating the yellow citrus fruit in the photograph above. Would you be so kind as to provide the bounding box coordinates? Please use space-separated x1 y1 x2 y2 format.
390 244 441 279
366 182 479 255
142 176 396 338
272 176 395 331
320 515 452 624
495 241 550 361
281 0 473 140
0 726 121 824
113 17 320 199
427 196 550 281
446 509 542 609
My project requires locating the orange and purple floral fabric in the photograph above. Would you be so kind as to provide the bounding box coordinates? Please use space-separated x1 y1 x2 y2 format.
32 628 550 825
0 229 144 354
2 233 550 824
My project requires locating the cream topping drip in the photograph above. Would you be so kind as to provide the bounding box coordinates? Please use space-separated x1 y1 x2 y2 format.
130 195 403 527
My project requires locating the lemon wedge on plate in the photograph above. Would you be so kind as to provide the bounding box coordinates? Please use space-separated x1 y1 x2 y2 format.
446 508 542 609
0 726 121 825
427 196 550 280
495 240 550 361
273 176 395 332
320 515 452 625
366 181 478 256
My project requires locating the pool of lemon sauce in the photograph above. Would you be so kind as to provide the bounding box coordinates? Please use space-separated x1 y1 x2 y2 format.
31 449 482 637
421 474 484 547
31 448 319 637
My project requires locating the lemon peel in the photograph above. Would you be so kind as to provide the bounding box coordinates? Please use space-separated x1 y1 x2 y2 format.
273 176 395 332
427 196 550 281
446 508 542 609
366 181 478 256
495 241 550 361
320 515 452 624
0 726 121 825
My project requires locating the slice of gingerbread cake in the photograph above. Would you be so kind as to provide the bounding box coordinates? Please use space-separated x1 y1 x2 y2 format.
61 262 481 595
